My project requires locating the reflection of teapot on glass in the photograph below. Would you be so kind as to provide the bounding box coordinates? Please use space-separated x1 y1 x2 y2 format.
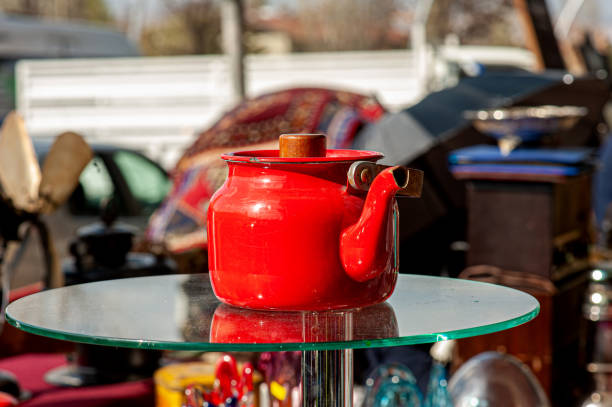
176 264 398 345
207 134 424 311
208 302 398 345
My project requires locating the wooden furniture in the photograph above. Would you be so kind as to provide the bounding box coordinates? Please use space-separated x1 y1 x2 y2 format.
513 0 565 71
453 167 593 406
454 266 590 407
455 171 592 281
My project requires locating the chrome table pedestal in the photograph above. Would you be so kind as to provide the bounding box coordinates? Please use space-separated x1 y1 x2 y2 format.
302 349 353 406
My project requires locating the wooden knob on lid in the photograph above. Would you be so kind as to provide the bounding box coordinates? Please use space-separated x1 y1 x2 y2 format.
279 134 327 158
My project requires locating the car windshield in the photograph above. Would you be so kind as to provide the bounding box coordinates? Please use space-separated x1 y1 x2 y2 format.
79 156 115 210
112 150 171 214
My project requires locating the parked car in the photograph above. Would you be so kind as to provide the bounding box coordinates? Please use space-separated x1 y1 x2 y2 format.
11 142 171 288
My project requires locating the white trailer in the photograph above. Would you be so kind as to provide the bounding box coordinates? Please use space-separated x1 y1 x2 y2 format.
15 48 535 169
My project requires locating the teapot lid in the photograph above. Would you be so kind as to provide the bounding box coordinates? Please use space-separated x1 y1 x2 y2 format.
222 149 383 164
223 134 383 164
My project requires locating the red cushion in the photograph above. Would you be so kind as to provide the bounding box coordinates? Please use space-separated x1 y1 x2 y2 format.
8 283 43 303
0 392 17 407
0 354 154 407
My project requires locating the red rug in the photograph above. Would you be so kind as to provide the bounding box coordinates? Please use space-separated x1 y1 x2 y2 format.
146 87 385 253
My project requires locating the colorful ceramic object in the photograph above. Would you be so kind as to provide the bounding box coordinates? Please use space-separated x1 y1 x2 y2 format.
207 134 423 310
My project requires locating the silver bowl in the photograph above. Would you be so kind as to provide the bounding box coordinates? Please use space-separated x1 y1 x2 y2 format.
464 105 588 141
449 352 550 407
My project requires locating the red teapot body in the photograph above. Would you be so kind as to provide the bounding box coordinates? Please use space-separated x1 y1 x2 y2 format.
207 141 423 311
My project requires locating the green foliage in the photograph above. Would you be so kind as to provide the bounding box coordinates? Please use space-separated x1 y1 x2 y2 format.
426 0 522 47
140 0 222 56
77 0 113 23
292 0 401 51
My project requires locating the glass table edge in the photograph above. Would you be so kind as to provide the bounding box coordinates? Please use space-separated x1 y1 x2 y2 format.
4 301 539 352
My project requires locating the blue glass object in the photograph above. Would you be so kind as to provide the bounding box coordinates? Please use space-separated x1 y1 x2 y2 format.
424 362 453 407
364 364 423 407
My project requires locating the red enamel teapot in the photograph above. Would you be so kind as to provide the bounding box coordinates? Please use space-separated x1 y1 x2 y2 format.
207 134 423 311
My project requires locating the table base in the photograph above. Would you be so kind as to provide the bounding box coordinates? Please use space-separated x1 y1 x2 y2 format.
302 349 353 407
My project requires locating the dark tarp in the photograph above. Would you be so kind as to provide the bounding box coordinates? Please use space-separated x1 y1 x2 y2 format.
353 71 610 275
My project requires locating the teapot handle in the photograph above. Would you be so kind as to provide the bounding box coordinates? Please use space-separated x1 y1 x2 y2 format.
348 161 423 197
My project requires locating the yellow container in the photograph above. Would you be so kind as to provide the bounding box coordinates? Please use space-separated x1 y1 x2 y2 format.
154 361 261 407
154 362 216 407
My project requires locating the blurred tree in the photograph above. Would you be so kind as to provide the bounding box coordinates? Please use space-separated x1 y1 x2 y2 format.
0 0 112 24
427 0 522 46
140 0 222 56
292 0 399 51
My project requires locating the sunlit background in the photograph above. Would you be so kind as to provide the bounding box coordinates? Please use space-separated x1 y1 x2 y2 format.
3 0 609 54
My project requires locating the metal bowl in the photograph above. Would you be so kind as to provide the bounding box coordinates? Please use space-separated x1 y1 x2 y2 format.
464 105 588 141
449 352 550 407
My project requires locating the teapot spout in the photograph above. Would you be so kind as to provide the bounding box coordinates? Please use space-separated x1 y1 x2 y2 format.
340 166 422 282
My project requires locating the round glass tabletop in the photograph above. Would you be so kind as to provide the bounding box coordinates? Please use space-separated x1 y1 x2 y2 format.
5 274 539 352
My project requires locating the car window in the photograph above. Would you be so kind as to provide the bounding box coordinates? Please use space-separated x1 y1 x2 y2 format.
112 150 171 214
71 156 115 214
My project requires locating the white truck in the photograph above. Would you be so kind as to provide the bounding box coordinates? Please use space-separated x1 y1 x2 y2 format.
13 47 535 170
